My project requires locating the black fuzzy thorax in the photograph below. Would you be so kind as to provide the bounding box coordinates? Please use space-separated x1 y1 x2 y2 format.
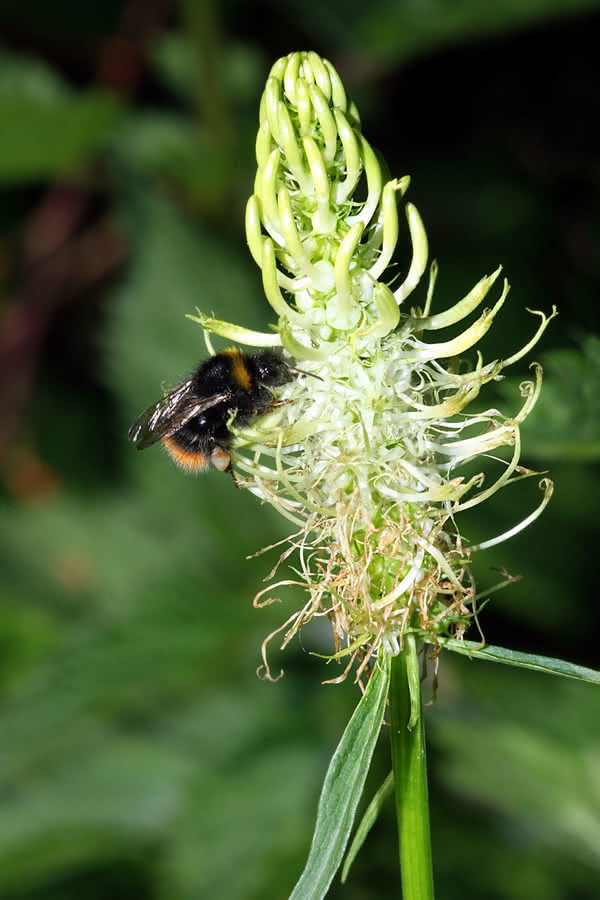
171 350 289 455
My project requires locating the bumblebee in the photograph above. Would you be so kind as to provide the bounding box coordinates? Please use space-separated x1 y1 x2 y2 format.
128 348 293 474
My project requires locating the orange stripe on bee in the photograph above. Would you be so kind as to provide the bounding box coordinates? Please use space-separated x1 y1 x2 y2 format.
222 347 252 391
162 436 209 473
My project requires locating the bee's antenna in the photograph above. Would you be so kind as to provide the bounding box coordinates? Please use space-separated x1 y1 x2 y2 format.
289 366 324 382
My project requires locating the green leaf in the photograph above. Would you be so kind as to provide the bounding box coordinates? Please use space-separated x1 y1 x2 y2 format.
444 639 600 684
0 48 67 101
356 0 600 61
268 0 600 64
431 662 600 873
110 111 232 200
0 93 120 182
151 32 264 105
150 32 196 101
289 656 390 900
341 771 393 883
0 45 120 182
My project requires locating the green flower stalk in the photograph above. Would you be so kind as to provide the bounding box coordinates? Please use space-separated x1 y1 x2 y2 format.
189 50 555 681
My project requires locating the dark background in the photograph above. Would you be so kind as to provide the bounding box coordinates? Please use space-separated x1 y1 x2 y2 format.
0 1 599 898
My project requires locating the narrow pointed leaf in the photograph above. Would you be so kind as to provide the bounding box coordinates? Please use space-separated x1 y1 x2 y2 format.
444 639 600 684
341 771 393 883
289 656 390 900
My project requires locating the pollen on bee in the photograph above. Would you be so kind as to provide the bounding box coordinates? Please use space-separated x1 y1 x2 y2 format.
210 446 231 472
162 437 210 473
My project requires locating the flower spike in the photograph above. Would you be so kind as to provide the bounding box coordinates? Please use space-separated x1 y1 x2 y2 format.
191 51 554 676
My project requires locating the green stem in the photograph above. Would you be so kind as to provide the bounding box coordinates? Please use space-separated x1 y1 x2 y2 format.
178 0 231 145
389 638 435 899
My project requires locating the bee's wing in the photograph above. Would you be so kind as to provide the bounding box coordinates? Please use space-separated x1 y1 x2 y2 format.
128 380 231 449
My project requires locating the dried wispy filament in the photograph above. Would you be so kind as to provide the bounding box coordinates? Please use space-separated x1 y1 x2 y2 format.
189 51 555 680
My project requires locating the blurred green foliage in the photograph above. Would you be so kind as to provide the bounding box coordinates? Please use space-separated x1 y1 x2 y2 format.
0 1 599 898
501 336 600 461
0 50 121 182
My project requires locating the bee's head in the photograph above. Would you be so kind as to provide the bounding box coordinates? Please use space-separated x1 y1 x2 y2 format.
253 350 292 387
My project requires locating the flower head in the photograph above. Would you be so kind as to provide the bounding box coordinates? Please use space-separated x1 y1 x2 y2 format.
189 51 555 680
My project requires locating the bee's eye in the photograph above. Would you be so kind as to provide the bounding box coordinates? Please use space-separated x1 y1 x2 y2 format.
256 353 287 385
